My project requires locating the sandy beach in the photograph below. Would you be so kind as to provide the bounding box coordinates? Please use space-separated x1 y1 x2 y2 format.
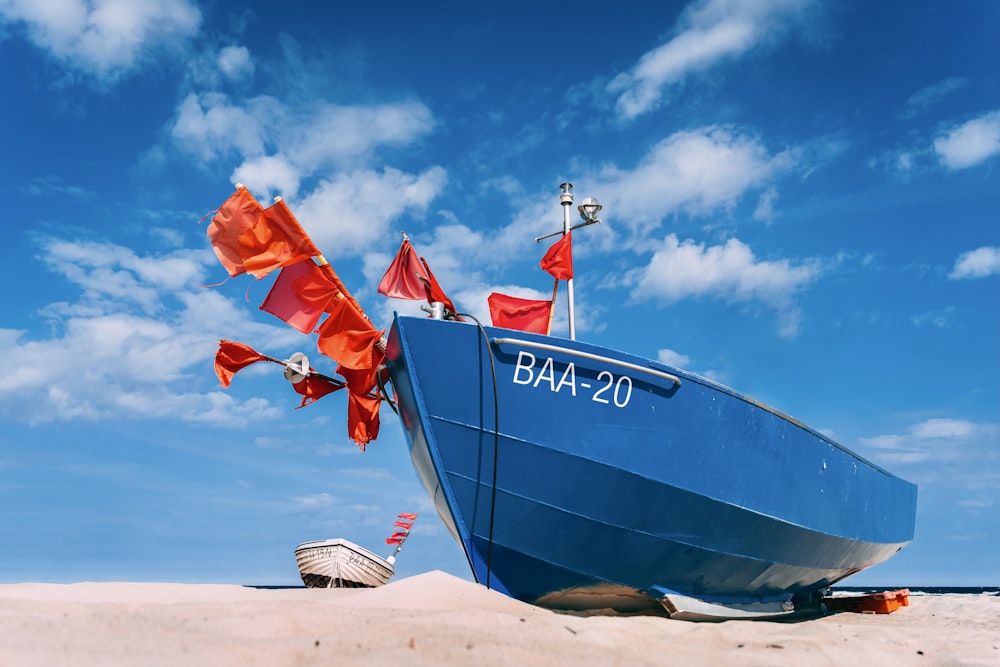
0 571 996 667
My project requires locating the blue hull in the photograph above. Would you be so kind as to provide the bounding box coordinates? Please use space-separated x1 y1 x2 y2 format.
385 315 917 610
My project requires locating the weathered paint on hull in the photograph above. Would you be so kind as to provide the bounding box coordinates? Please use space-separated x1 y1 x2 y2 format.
294 538 394 589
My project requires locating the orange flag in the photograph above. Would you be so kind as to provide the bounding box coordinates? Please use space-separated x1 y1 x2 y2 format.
207 187 263 277
214 340 268 387
316 297 384 370
487 292 552 334
238 198 321 279
540 232 573 280
260 259 337 334
337 355 385 449
346 391 381 449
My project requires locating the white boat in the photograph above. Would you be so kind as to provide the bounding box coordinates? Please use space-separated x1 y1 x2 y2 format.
294 538 394 588
294 513 417 588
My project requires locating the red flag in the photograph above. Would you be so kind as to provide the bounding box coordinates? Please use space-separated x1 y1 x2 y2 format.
238 198 321 279
386 536 404 545
488 292 552 334
398 513 418 520
337 362 383 396
378 238 428 300
378 237 463 319
260 259 337 334
291 375 343 408
394 521 414 530
207 187 263 277
336 362 384 449
540 232 573 280
214 340 267 387
420 257 461 319
316 297 383 370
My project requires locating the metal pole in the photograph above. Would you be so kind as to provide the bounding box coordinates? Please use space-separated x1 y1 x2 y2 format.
559 183 575 340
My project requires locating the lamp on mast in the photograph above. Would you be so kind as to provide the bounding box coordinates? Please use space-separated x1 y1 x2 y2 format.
556 183 602 341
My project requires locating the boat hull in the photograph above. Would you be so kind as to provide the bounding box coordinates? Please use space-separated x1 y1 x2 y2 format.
294 538 394 588
385 315 917 611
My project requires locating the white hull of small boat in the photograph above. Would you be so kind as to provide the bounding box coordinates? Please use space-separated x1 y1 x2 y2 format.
294 538 394 588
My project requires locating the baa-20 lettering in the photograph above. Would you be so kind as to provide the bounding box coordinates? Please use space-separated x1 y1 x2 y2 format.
512 351 633 408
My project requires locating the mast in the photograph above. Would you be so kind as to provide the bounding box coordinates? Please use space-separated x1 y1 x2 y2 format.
542 183 602 341
559 183 576 340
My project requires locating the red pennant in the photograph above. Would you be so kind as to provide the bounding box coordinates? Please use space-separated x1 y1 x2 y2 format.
540 232 573 280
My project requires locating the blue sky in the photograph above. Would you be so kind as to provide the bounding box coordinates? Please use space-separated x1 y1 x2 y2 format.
1 0 997 588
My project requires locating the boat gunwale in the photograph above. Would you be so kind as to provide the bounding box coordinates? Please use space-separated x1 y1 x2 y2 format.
429 316 905 482
294 538 392 567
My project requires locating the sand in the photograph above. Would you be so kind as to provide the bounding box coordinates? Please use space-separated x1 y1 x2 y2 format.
0 571 997 666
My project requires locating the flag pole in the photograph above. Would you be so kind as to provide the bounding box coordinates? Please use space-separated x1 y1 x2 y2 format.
545 277 559 336
559 183 576 340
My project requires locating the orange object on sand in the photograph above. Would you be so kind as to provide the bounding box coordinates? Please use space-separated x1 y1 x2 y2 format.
822 589 910 614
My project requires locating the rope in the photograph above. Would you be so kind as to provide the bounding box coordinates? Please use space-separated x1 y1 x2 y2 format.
456 313 501 590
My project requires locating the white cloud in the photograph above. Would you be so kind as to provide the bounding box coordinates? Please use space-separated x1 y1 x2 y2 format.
949 246 1000 279
292 102 435 172
628 233 820 337
217 45 253 81
231 155 302 201
911 306 958 329
900 77 967 119
933 110 1000 170
170 93 435 172
0 236 294 425
657 348 691 368
859 418 999 469
0 0 200 79
608 0 818 119
291 492 337 508
170 92 277 163
595 126 792 233
169 92 437 208
292 166 448 259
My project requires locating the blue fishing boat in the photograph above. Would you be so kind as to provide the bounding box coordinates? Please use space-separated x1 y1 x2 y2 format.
379 184 917 620
384 315 917 619
206 183 917 620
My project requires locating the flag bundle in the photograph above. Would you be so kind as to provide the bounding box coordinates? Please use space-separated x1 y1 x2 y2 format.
206 186 384 448
385 512 418 545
